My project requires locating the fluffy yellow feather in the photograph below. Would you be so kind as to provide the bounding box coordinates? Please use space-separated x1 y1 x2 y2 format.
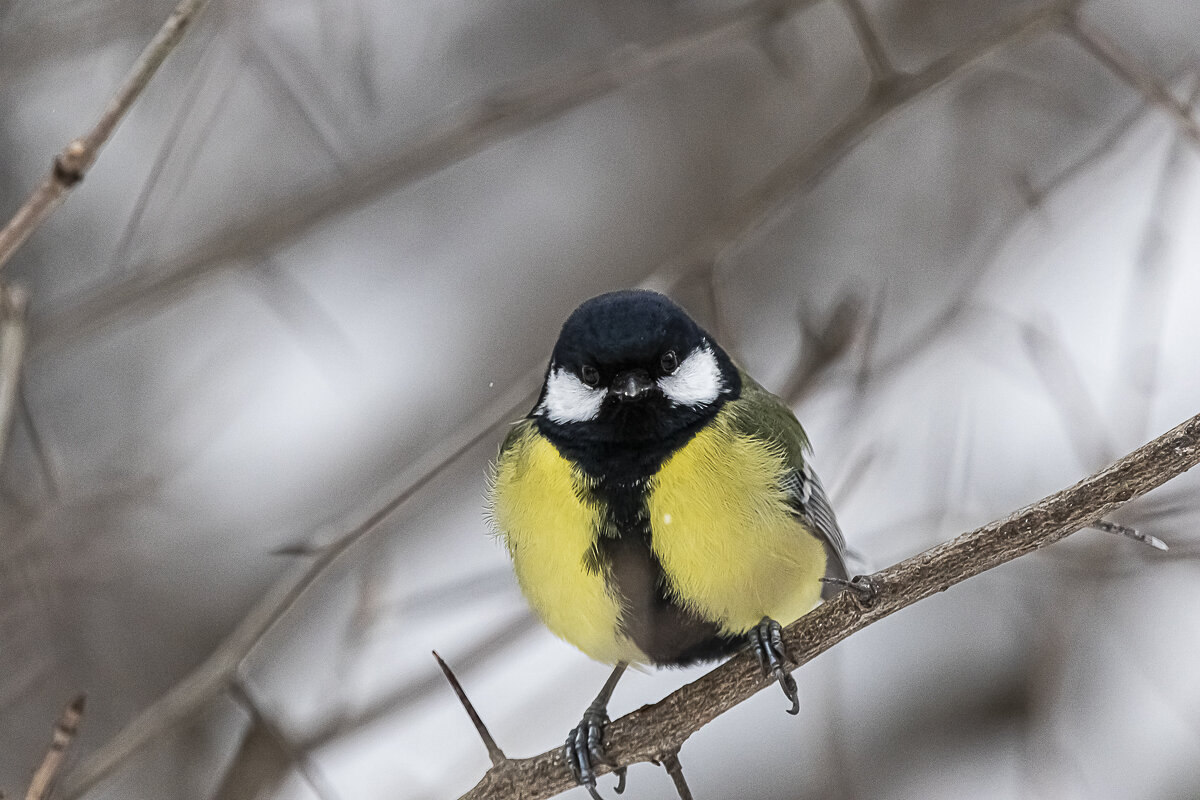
490 421 647 665
648 406 826 637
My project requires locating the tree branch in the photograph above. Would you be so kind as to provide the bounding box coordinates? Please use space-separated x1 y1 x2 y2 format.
28 0 825 357
0 284 29 465
459 410 1200 800
24 695 86 800
52 8 1086 793
0 0 213 272
1067 14 1200 147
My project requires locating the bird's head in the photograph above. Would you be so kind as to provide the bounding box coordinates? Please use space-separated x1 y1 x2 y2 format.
533 290 740 448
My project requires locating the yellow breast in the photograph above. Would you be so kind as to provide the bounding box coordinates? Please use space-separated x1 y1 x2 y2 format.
647 411 827 635
489 423 645 665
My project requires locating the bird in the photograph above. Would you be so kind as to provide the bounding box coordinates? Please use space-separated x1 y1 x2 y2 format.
487 289 850 798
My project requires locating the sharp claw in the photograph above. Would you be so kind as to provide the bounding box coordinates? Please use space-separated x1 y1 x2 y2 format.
614 767 627 794
749 617 801 714
778 669 800 715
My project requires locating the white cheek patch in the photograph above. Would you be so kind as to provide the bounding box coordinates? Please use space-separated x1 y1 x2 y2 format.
658 344 724 407
537 365 605 423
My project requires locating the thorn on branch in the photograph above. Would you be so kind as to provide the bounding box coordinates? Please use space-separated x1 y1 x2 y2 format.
25 694 86 800
432 651 507 766
820 574 881 609
655 752 693 800
1090 519 1168 551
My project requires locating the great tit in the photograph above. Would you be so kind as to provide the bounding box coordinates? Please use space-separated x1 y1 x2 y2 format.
488 289 849 797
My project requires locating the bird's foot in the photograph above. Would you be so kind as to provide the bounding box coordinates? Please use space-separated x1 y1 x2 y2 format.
820 574 881 607
565 706 627 799
750 617 799 715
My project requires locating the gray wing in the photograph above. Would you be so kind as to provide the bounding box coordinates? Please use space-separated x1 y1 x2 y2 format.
781 462 850 597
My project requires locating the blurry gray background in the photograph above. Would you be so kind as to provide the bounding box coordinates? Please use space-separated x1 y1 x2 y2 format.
2 0 1200 798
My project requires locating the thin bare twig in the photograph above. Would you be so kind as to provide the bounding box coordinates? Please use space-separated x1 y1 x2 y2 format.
58 377 538 800
1015 69 1193 206
54 5 1086 794
659 752 695 800
0 285 29 465
781 293 864 405
433 651 507 766
226 684 341 800
24 695 85 800
0 0 214 271
696 0 1079 282
459 410 1200 800
1020 319 1118 469
840 0 900 87
17 385 60 499
1113 73 1200 441
29 0 827 357
301 613 537 751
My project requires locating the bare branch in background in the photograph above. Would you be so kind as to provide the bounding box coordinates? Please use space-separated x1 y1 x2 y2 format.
27 4 1200 798
0 284 28 465
0 0 214 271
24 695 85 800
57 376 538 799
690 0 1080 286
224 684 341 800
459 410 1200 800
29 0 830 357
1113 74 1200 440
1020 319 1118 469
839 0 900 88
302 613 538 753
1067 14 1200 146
30 0 1077 360
781 292 864 406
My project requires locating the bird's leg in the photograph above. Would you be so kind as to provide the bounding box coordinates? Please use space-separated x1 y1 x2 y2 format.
750 617 800 715
565 662 629 799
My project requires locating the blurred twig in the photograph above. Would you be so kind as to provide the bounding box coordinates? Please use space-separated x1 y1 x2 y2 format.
54 9 1085 792
0 285 28 465
1114 74 1200 441
224 684 341 800
58 376 539 799
686 0 1079 285
459 410 1200 800
0 0 214 271
839 0 899 87
780 292 863 405
30 0 829 356
1067 14 1200 146
29 0 1076 359
24 695 85 800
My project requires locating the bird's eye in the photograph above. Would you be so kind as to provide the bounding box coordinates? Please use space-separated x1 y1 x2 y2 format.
580 364 600 387
660 350 678 374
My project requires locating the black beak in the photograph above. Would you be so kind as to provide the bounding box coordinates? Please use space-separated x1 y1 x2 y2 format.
610 369 654 402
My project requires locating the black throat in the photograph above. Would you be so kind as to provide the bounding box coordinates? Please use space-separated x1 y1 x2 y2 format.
535 394 727 486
